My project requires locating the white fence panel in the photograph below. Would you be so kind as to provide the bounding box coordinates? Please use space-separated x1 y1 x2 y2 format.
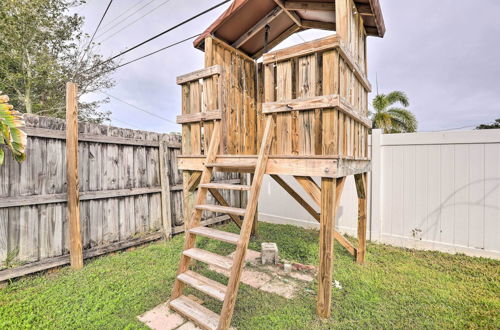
258 129 500 259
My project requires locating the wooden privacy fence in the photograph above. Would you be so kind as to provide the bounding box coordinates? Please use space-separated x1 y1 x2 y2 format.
0 114 241 281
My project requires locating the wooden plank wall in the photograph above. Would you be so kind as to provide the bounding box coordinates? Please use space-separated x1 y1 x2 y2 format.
204 36 258 155
0 114 240 272
263 45 369 159
180 73 219 156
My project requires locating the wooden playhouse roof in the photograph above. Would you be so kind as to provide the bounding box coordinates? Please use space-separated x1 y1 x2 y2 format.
194 0 385 58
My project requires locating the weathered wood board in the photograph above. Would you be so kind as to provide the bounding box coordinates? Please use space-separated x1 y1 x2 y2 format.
0 114 240 276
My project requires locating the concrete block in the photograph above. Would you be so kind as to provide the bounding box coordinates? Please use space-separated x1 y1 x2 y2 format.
261 242 279 265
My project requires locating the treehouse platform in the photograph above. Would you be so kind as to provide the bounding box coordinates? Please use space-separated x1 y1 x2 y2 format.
169 1 385 329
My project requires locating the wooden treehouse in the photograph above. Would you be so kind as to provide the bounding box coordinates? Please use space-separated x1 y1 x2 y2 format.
169 0 385 328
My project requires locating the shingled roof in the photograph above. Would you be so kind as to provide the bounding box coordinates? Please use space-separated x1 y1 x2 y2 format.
194 0 385 58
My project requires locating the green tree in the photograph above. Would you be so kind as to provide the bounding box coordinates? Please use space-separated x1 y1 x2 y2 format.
0 93 27 165
0 0 116 123
371 91 418 133
476 119 500 130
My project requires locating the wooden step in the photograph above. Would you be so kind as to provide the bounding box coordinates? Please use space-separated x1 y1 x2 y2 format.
205 161 256 169
196 204 246 217
183 248 233 270
189 226 240 245
177 270 227 301
199 182 251 191
169 295 220 330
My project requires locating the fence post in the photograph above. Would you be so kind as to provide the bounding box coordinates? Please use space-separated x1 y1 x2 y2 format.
66 82 83 269
369 129 382 241
159 134 172 239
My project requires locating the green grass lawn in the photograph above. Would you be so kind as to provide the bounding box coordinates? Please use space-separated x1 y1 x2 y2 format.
1 222 499 329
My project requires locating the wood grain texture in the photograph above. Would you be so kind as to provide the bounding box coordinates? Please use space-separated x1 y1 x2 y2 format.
65 82 83 270
159 135 172 238
317 177 336 318
0 114 239 278
355 173 368 264
171 121 222 301
218 116 274 329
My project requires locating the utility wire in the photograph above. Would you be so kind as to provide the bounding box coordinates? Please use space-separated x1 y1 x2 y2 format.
108 117 142 129
83 0 114 57
100 91 177 125
100 0 151 30
423 124 477 132
101 34 199 74
88 0 230 72
97 0 158 39
98 0 173 43
75 0 114 77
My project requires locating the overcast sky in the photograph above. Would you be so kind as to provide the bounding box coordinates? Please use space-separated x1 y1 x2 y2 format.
78 0 500 133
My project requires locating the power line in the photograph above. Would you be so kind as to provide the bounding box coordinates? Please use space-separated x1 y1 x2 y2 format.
97 0 158 40
90 0 230 71
85 0 114 54
101 91 177 125
108 117 142 129
423 124 477 132
100 0 151 30
98 0 173 43
75 0 114 78
103 34 199 73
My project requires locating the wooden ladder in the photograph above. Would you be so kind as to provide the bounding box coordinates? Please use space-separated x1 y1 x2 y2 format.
169 117 274 330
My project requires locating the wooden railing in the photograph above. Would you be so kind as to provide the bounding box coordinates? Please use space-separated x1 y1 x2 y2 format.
176 65 222 156
262 34 371 159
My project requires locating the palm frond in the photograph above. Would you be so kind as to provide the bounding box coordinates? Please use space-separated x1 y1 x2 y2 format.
0 94 27 165
385 91 410 107
373 111 394 133
372 94 388 112
387 107 418 132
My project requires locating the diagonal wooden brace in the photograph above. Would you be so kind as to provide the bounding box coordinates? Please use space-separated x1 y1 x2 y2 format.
275 175 357 256
208 188 243 228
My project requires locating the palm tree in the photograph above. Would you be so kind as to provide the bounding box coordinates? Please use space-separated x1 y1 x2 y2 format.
371 91 417 133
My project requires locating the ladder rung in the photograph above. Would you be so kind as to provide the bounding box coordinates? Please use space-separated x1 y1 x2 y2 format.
177 270 227 301
205 162 256 169
169 295 220 330
199 182 251 191
196 204 246 217
183 248 233 270
189 226 240 245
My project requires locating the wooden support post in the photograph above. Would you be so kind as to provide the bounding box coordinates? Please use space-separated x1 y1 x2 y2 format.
317 177 336 318
159 135 172 239
355 173 367 264
250 173 258 237
65 82 83 270
182 171 196 232
335 0 349 42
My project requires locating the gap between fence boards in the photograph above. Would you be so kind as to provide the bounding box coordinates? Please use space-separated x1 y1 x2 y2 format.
0 215 231 282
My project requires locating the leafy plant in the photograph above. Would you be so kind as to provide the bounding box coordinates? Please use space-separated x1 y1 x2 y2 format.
0 93 27 165
0 0 116 123
372 91 418 133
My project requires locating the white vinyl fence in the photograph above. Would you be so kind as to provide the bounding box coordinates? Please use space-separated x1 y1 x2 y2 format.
258 129 500 259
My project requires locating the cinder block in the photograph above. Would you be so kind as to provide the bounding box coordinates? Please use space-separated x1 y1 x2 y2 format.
261 242 279 265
